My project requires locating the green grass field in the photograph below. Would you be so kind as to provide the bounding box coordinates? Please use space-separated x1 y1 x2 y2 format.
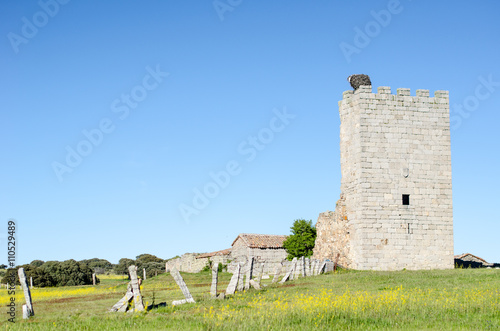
1 268 499 330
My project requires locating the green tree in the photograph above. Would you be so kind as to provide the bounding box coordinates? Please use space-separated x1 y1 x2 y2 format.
0 264 53 287
30 266 56 287
136 254 164 265
30 260 45 267
39 260 96 286
142 262 165 278
79 258 113 274
114 258 135 276
1 260 95 287
282 219 317 260
53 260 95 286
1 268 19 285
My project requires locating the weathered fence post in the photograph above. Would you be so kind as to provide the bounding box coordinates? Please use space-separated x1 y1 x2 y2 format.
143 268 147 281
92 273 96 286
291 257 298 280
225 263 240 295
210 262 219 298
22 305 30 319
244 257 254 290
272 264 281 283
312 260 318 276
170 267 195 305
18 268 34 318
317 260 323 274
334 253 340 272
109 283 134 312
237 262 245 292
318 260 327 274
292 259 297 280
279 258 297 284
300 256 306 277
249 279 261 290
256 262 265 284
128 265 145 311
305 258 311 276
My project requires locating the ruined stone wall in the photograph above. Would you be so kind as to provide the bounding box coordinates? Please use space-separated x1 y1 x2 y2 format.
312 194 350 268
314 85 454 270
228 238 287 275
211 255 230 266
165 253 208 273
248 248 288 274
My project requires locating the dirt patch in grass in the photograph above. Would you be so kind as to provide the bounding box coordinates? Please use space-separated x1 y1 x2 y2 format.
46 293 117 304
280 283 298 288
190 283 211 288
280 282 313 288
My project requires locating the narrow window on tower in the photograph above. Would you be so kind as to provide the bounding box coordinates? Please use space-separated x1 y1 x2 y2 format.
402 194 410 205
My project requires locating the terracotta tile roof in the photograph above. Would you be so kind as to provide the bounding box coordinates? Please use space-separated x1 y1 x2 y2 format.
232 233 288 249
454 253 489 264
196 248 231 259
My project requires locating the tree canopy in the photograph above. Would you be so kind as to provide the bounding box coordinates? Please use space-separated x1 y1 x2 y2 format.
1 260 97 287
282 219 317 260
79 258 113 274
114 258 135 276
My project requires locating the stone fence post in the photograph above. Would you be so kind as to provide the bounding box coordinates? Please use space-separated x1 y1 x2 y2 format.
18 268 34 319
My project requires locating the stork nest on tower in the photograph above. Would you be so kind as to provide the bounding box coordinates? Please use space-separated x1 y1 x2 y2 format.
347 74 372 90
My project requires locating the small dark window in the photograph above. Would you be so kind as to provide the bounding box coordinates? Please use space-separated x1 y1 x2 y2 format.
402 194 410 205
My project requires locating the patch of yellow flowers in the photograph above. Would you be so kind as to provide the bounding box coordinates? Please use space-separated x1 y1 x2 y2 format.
0 284 123 305
203 286 500 327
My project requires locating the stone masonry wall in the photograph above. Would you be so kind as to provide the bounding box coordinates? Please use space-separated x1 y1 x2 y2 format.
228 237 288 275
230 237 250 264
312 194 350 268
165 253 230 273
313 85 454 270
247 248 288 274
165 253 208 273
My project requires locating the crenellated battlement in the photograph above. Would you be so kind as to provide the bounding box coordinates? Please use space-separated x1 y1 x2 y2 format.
339 86 449 114
341 85 449 99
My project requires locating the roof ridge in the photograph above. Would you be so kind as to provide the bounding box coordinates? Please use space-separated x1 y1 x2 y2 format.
240 233 288 237
232 233 288 249
196 248 232 259
454 253 489 264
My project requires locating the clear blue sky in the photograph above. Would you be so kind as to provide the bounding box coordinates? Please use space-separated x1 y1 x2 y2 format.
1 1 499 265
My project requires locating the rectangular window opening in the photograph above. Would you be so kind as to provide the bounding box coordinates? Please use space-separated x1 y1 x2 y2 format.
402 194 410 205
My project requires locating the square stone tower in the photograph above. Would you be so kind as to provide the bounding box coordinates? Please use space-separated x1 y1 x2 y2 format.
313 85 454 270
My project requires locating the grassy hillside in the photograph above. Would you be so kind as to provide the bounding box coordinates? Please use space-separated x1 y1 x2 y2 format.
1 268 499 330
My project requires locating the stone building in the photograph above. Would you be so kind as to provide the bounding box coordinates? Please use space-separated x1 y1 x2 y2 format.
165 249 231 273
313 85 454 270
454 253 494 268
229 233 288 274
165 253 206 273
195 248 231 267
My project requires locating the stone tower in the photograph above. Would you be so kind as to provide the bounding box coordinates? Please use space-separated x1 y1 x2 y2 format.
313 85 454 270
